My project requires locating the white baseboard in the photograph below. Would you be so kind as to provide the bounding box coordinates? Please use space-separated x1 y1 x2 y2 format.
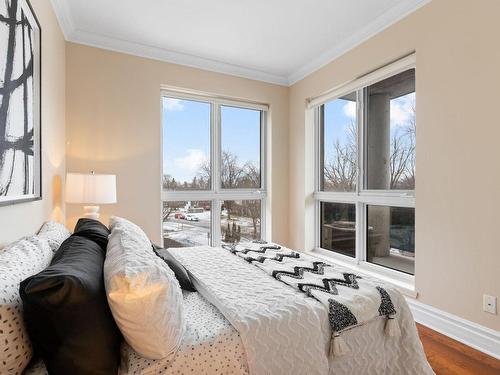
406 297 500 360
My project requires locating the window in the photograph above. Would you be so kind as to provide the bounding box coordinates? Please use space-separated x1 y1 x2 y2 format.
163 98 211 190
314 56 416 276
320 202 355 257
221 106 261 189
320 93 357 192
163 201 211 248
221 200 262 243
366 69 416 190
367 206 415 274
162 92 267 248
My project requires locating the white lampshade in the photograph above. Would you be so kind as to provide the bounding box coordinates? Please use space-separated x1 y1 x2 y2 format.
66 172 117 204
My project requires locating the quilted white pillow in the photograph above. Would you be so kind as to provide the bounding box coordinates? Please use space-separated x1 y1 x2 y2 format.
37 221 71 252
105 217 185 360
0 236 52 375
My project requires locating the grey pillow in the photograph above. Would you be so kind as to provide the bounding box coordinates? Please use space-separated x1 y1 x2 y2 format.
152 243 196 292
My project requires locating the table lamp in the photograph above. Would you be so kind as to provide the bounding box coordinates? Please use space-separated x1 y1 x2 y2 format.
66 172 117 220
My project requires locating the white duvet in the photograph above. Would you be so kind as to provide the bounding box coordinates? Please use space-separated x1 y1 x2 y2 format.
171 246 434 375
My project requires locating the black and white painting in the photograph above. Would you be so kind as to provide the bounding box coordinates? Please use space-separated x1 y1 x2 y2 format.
0 0 41 205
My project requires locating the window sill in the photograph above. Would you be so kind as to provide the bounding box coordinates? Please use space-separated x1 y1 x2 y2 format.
307 248 417 298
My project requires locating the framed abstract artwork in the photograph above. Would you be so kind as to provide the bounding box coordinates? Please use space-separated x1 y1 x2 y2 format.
0 0 41 206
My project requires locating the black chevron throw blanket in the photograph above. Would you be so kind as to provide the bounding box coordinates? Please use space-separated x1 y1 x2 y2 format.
223 242 401 356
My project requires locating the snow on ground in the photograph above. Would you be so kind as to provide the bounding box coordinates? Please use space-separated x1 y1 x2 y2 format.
163 209 260 247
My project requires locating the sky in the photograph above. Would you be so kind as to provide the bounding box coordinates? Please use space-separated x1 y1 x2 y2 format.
162 98 260 184
162 92 414 184
323 92 416 163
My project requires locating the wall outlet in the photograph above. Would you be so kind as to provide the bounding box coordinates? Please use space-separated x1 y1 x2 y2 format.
483 295 497 315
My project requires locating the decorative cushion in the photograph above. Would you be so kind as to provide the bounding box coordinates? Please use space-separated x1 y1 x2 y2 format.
0 236 52 375
37 221 71 252
20 236 122 375
105 217 185 360
73 218 110 251
152 243 196 292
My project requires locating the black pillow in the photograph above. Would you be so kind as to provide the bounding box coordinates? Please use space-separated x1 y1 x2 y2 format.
73 218 110 251
152 243 196 292
20 236 121 375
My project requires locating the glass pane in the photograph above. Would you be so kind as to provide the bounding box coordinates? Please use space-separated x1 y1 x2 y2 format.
162 98 210 190
366 69 416 190
367 205 415 275
321 93 357 192
162 201 211 248
320 202 356 257
221 106 261 189
221 200 261 244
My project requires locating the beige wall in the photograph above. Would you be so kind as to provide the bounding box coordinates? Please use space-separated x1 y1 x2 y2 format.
0 0 66 245
289 0 500 330
65 44 289 245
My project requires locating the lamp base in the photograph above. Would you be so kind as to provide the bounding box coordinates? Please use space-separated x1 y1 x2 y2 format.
83 205 100 220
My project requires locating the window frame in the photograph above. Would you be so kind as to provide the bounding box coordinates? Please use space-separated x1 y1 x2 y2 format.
311 54 416 284
160 88 268 247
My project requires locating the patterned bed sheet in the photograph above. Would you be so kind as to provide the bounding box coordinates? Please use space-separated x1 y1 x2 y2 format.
24 291 249 375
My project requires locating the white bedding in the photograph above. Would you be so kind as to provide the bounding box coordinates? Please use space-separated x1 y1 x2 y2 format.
171 246 330 375
119 291 248 375
171 246 434 375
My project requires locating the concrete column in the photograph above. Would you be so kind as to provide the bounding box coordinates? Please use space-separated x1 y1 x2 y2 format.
367 94 391 258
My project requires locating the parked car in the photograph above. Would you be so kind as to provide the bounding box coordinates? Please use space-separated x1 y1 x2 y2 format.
185 214 199 222
174 212 186 220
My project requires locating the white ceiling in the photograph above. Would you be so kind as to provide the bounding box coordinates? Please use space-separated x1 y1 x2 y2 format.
50 0 430 86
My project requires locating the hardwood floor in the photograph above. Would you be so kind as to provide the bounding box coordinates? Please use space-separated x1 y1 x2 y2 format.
417 323 500 375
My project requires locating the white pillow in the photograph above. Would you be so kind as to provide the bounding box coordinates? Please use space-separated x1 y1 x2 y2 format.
0 236 53 375
105 217 185 360
37 221 71 252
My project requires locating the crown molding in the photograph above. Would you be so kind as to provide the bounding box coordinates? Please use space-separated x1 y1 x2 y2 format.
50 0 432 87
49 0 75 40
67 29 289 86
286 0 432 85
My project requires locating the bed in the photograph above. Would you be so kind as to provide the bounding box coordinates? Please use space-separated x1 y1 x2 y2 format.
26 290 249 375
26 243 433 375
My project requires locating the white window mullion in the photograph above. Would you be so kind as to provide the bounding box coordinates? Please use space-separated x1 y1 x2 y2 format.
357 88 365 263
212 103 222 245
260 110 267 192
211 198 221 246
260 198 267 241
356 202 366 263
313 191 357 203
212 103 220 193
314 106 323 193
358 193 415 208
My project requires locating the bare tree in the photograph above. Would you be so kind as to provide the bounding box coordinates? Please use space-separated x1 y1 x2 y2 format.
245 200 261 239
221 151 247 188
390 101 416 189
241 163 260 189
196 161 210 188
389 129 413 188
323 120 357 191
162 174 174 190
